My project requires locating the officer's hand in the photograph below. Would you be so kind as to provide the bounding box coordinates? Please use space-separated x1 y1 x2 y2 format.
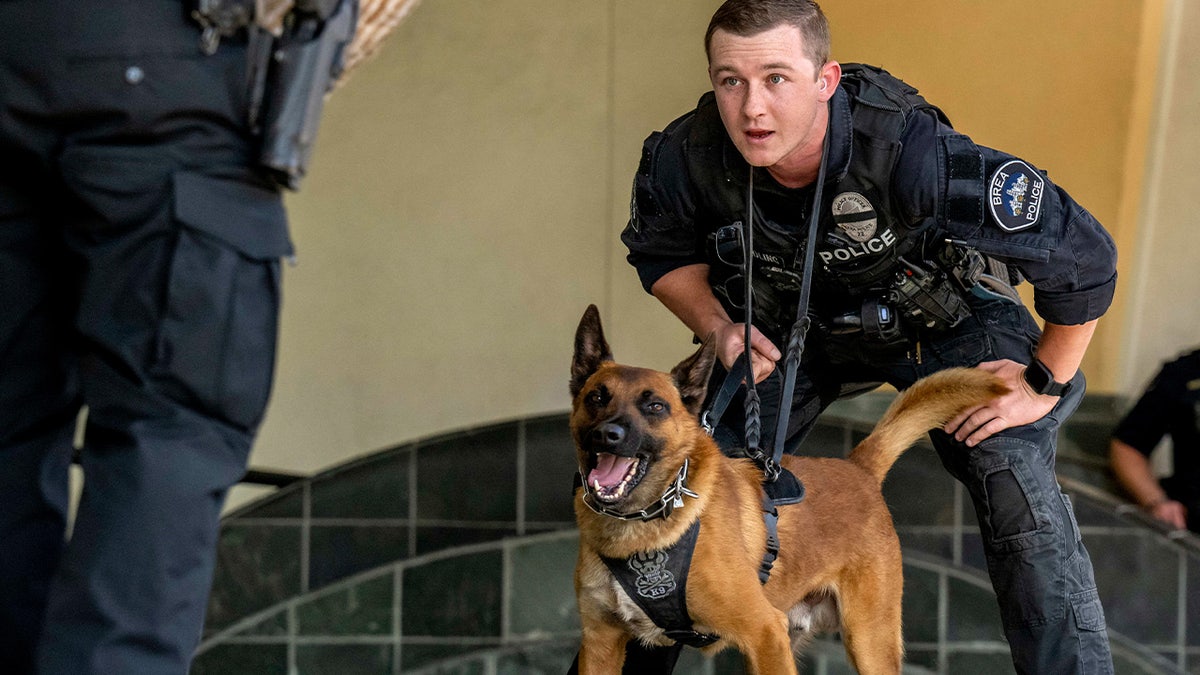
943 359 1058 447
1147 499 1188 530
714 322 781 384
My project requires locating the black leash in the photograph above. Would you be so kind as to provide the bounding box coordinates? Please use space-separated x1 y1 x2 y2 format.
700 357 747 436
738 168 784 585
735 105 830 486
704 105 832 466
742 169 763 458
699 103 832 583
770 110 832 474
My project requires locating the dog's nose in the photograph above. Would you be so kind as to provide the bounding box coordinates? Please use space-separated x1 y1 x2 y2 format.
591 422 625 448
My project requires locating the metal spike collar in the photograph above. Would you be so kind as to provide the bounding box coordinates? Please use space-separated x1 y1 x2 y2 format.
579 458 700 522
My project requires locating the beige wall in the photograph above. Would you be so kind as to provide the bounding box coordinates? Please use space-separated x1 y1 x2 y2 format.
1116 0 1200 395
232 0 1178 508
236 0 717 508
822 1 1147 390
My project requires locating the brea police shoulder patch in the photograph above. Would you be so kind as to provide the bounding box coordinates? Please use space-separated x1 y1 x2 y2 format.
988 160 1044 232
831 191 877 242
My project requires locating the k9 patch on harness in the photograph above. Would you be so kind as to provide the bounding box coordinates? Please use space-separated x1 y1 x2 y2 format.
988 160 1044 232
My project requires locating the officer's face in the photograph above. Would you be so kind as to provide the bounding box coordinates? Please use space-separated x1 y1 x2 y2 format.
708 24 839 187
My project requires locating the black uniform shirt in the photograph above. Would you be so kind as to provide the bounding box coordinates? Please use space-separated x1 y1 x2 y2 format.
622 73 1118 328
1112 348 1200 504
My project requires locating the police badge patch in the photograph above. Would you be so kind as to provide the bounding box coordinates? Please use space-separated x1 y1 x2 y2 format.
831 191 877 242
988 160 1044 232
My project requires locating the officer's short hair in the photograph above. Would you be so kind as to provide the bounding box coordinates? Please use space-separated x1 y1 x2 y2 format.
705 0 831 72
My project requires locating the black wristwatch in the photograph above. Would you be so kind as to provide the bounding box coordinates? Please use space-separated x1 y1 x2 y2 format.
1023 358 1072 397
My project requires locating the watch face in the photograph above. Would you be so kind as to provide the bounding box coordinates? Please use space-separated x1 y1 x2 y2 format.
1025 360 1053 394
1025 359 1070 396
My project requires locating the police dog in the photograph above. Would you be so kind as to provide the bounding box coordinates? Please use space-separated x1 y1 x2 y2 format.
569 305 1006 674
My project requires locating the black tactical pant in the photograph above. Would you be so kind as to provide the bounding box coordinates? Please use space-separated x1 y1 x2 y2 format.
711 299 1114 674
0 3 289 673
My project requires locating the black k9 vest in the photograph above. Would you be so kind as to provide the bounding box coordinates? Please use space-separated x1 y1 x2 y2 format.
686 64 951 337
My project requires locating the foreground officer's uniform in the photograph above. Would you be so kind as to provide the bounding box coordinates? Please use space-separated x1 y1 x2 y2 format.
622 65 1116 673
1112 347 1200 533
0 2 300 673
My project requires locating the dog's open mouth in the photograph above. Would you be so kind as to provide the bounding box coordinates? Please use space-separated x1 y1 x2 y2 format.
587 452 647 503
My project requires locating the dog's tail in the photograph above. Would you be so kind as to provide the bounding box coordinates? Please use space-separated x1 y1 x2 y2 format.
849 368 1008 483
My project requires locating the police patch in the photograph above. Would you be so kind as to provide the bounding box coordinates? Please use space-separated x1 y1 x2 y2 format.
988 160 1044 232
831 191 877 242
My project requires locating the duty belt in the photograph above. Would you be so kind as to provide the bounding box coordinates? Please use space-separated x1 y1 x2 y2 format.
825 241 1021 344
191 0 256 54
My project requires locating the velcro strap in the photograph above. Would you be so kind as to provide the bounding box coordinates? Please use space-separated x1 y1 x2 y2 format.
940 135 985 232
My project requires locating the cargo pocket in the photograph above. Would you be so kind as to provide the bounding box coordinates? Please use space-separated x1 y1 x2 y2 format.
1071 585 1111 672
983 467 1038 540
1070 588 1105 630
153 170 291 431
973 438 1053 551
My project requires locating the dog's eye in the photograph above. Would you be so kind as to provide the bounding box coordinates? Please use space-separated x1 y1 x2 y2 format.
586 389 605 406
644 401 667 415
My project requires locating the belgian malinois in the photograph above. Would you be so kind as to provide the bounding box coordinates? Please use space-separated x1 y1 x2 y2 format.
568 305 1006 674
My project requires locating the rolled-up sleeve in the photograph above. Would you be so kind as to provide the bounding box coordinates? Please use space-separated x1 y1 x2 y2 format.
1027 195 1117 324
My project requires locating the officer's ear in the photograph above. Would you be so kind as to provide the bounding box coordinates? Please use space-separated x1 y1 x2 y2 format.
817 60 841 101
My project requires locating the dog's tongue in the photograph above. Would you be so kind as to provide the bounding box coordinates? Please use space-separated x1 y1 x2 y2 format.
589 452 634 488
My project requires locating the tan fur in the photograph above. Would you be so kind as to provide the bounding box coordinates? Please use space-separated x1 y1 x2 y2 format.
570 314 1006 674
847 368 1009 483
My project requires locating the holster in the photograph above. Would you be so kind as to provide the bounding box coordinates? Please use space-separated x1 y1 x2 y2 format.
192 0 357 190
250 0 358 190
888 256 973 331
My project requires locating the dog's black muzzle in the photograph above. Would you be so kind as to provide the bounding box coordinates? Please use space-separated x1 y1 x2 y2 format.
584 418 643 460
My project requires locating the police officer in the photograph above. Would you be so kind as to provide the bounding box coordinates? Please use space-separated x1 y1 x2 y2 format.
620 0 1116 672
1110 347 1200 533
0 1 348 673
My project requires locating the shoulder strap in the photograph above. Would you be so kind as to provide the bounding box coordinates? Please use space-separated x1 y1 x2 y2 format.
840 63 952 136
686 92 751 218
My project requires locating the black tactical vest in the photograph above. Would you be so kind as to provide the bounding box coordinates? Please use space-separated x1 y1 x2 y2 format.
685 64 951 338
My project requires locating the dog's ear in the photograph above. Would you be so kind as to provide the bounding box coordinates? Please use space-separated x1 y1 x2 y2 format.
670 334 716 416
571 304 613 398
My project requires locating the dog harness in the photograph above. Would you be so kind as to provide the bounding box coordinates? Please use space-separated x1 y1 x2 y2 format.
599 520 720 648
